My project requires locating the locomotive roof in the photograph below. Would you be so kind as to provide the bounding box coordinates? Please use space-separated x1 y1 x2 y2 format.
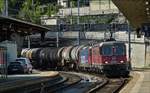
100 41 125 46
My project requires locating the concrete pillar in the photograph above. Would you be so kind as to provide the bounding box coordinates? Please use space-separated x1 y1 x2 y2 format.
10 33 24 56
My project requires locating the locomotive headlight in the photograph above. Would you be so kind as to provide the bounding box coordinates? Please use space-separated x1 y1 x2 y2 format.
105 61 109 64
120 60 124 63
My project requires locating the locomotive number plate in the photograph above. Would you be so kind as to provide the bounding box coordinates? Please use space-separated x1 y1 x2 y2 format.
111 61 116 64
112 56 116 64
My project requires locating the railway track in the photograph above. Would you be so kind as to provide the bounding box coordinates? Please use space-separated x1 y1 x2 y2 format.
47 72 82 93
52 72 129 93
0 71 129 93
53 72 104 93
88 78 127 93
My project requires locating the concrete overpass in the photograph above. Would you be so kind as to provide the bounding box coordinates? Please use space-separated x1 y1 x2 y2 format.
112 0 150 29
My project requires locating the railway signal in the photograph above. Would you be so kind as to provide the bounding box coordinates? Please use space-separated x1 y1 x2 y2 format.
84 23 91 31
59 24 67 32
142 23 150 37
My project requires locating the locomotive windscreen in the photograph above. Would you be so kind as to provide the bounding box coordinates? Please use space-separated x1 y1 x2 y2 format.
101 45 112 56
113 44 125 55
101 43 125 56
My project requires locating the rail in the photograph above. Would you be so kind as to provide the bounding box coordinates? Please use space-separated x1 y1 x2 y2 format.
48 72 82 93
87 78 127 93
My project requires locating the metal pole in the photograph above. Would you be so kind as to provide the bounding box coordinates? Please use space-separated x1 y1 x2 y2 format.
32 0 34 6
144 42 147 67
57 23 61 48
4 48 7 79
56 32 59 48
70 1 73 24
77 0 80 45
128 22 132 70
99 0 100 10
28 36 30 49
4 0 8 16
109 0 111 9
32 0 34 12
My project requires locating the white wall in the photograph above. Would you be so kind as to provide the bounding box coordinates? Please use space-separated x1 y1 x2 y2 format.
0 41 17 64
90 0 118 11
130 43 145 68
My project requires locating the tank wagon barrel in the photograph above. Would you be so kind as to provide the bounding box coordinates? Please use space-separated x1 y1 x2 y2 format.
21 45 86 70
57 47 64 61
22 46 88 71
75 45 85 62
21 48 29 58
62 46 74 62
31 48 42 60
70 46 79 61
21 48 60 69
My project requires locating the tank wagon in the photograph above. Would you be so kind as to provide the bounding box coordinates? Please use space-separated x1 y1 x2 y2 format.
21 41 130 77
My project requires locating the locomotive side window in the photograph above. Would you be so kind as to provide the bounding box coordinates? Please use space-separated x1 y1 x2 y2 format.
101 45 113 56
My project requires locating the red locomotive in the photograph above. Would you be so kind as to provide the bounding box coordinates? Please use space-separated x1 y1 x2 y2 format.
78 41 130 77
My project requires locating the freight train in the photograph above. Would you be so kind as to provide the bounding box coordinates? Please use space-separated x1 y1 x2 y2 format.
21 41 130 77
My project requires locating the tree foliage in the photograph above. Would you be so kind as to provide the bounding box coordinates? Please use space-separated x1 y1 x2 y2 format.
9 0 23 16
0 0 23 15
19 0 42 24
0 0 4 14
0 0 61 24
70 0 89 7
18 0 61 24
46 4 61 17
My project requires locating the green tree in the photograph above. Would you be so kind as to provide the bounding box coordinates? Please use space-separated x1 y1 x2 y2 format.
9 0 18 7
0 0 4 14
19 0 42 24
46 4 61 17
0 0 23 16
9 0 22 17
19 0 61 24
70 0 89 7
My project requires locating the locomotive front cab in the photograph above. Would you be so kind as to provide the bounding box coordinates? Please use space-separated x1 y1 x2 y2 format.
100 42 129 77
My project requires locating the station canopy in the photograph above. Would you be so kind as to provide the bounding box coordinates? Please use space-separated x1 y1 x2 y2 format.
0 15 50 35
112 0 150 29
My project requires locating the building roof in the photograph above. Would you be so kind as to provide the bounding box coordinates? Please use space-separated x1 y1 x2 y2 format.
112 0 150 29
0 15 50 35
